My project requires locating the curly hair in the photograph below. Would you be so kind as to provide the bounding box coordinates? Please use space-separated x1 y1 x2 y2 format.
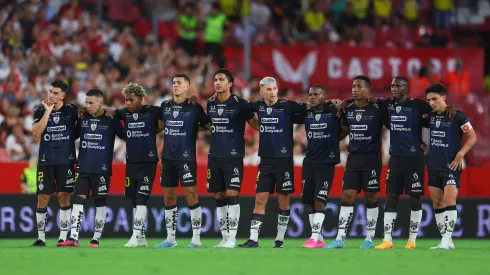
122 82 147 97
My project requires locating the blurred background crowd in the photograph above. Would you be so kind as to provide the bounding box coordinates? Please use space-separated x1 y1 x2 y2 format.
1 0 489 177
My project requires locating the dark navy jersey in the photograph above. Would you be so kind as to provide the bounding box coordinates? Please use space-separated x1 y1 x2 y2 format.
161 99 210 161
295 104 341 163
207 94 254 158
116 106 161 163
76 113 125 175
342 102 385 154
33 103 78 166
250 99 306 158
423 110 472 173
378 97 432 157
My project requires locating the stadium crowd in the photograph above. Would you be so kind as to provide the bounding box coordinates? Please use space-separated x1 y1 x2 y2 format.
0 0 483 167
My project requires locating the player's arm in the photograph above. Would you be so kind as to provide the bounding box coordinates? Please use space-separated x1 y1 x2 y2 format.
197 104 212 130
421 116 430 128
32 101 54 138
113 118 126 141
340 112 350 140
449 113 477 171
243 101 259 130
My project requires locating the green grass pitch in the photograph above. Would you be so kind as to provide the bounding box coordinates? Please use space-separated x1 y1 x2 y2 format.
1 238 488 275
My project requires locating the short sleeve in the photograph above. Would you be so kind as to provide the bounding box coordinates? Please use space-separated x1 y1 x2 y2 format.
115 108 125 120
415 98 432 114
249 101 259 113
113 118 125 140
291 101 307 115
33 106 45 124
292 113 305 124
243 101 254 121
422 115 430 128
196 104 211 125
455 111 472 133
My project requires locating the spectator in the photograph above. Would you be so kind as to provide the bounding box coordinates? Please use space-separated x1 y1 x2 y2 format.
340 2 361 42
303 1 328 41
429 27 449 47
351 0 370 23
330 0 347 24
20 156 38 194
177 2 198 57
403 0 418 24
445 57 471 97
374 0 392 26
6 122 31 161
433 0 453 27
204 3 227 68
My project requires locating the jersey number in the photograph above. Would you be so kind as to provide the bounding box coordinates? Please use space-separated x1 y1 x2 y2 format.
125 177 131 187
386 169 390 180
75 173 79 182
256 171 261 181
207 169 211 180
37 172 44 182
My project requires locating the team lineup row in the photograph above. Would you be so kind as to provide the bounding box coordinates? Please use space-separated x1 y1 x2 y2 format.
29 69 476 250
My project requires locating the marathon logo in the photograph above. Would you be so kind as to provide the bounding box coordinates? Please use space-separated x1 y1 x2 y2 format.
166 121 184 127
431 131 446 137
350 125 368 131
310 123 327 130
211 118 229 124
47 126 66 132
84 134 103 140
391 116 407 122
128 122 145 128
261 118 279 124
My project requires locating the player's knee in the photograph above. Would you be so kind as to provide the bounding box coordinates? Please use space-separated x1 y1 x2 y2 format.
135 195 148 206
72 196 86 205
386 194 399 209
37 194 50 208
57 192 70 206
314 201 325 212
341 191 356 205
255 193 269 207
410 195 422 211
227 196 239 206
94 198 107 207
214 192 226 200
364 192 377 204
225 189 239 197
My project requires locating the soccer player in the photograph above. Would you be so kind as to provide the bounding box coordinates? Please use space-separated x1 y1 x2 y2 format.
58 89 125 247
423 84 476 249
205 68 259 248
115 83 164 247
324 75 386 249
239 77 306 248
31 80 78 247
154 73 211 248
373 77 456 249
293 84 347 248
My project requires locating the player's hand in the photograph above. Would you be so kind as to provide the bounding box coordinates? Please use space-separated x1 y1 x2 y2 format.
448 152 464 171
77 107 88 118
104 108 115 117
330 99 342 107
208 93 217 101
42 99 54 114
187 95 198 104
367 96 377 103
447 104 457 119
336 99 350 118
421 141 428 152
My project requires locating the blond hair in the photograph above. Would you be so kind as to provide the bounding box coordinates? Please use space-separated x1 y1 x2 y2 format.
122 82 147 97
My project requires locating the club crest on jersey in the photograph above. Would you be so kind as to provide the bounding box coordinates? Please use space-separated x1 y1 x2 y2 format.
91 123 97 131
173 110 179 118
436 121 441 128
132 113 138 121
356 113 362 122
266 107 272 115
218 108 224 116
396 106 402 113
315 114 321 121
53 116 60 124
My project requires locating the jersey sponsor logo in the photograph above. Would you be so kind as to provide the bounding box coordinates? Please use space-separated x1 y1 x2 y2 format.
282 180 292 187
310 123 327 129
166 120 184 127
413 173 419 180
350 125 368 131
98 185 107 192
391 116 407 122
431 131 446 137
47 125 66 132
231 177 240 183
183 172 193 179
211 118 229 124
368 179 378 185
84 133 103 140
412 182 422 188
81 141 106 150
307 131 331 139
139 185 150 191
128 122 145 128
261 117 278 123
318 190 328 196
100 176 106 183
447 179 456 185
132 113 138 120
285 171 291 179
